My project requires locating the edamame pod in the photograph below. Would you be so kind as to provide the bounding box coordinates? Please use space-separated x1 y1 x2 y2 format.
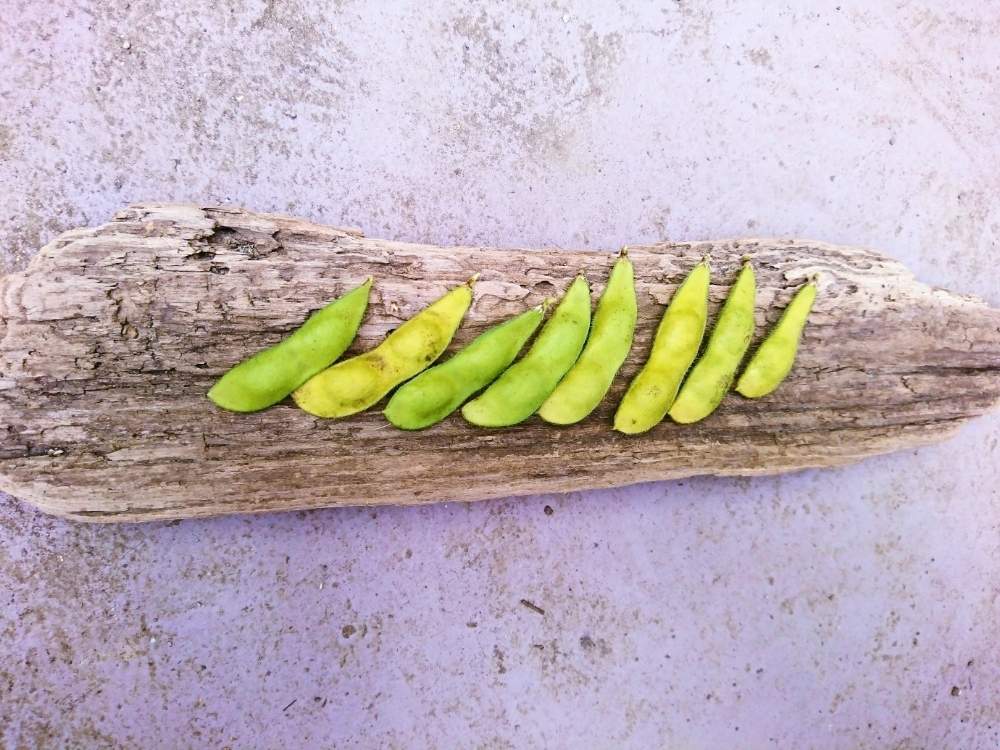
293 279 475 418
384 303 546 430
462 275 591 427
669 261 757 424
539 250 636 425
614 261 710 434
736 280 816 398
207 278 372 412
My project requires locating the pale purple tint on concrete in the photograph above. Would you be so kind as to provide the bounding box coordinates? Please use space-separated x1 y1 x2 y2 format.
1 1 999 748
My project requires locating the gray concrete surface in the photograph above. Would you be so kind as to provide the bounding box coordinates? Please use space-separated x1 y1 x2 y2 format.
2 1 999 748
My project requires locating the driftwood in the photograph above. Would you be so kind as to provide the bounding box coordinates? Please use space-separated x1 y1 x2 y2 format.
2 203 999 522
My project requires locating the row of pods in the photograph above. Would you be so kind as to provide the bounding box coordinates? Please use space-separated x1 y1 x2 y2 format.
208 251 816 432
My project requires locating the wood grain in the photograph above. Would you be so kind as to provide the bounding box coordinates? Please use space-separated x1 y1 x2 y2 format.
2 203 999 522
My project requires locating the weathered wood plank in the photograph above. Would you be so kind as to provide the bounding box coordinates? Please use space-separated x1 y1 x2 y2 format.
2 203 999 521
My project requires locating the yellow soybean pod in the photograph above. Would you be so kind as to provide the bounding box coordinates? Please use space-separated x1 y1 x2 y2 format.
539 250 637 425
293 278 475 418
669 261 756 424
614 261 710 434
736 280 817 398
384 303 546 430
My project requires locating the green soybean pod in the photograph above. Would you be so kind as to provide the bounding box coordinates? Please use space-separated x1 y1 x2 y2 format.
613 261 710 434
736 280 817 398
538 250 636 425
668 261 757 424
462 275 591 427
207 277 372 412
293 278 475 418
384 303 546 430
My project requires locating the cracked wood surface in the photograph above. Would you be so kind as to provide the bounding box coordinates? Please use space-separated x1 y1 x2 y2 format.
2 203 999 522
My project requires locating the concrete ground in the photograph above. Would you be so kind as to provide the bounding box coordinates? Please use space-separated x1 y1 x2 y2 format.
2 1 999 748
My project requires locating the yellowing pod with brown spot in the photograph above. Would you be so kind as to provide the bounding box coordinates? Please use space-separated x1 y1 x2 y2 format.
293 278 475 418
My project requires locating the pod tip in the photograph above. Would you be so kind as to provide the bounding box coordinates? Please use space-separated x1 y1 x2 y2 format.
619 245 629 258
809 272 820 284
740 254 753 264
467 273 480 287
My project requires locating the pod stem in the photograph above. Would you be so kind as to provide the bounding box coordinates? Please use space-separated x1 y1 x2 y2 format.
618 245 629 258
466 273 480 288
